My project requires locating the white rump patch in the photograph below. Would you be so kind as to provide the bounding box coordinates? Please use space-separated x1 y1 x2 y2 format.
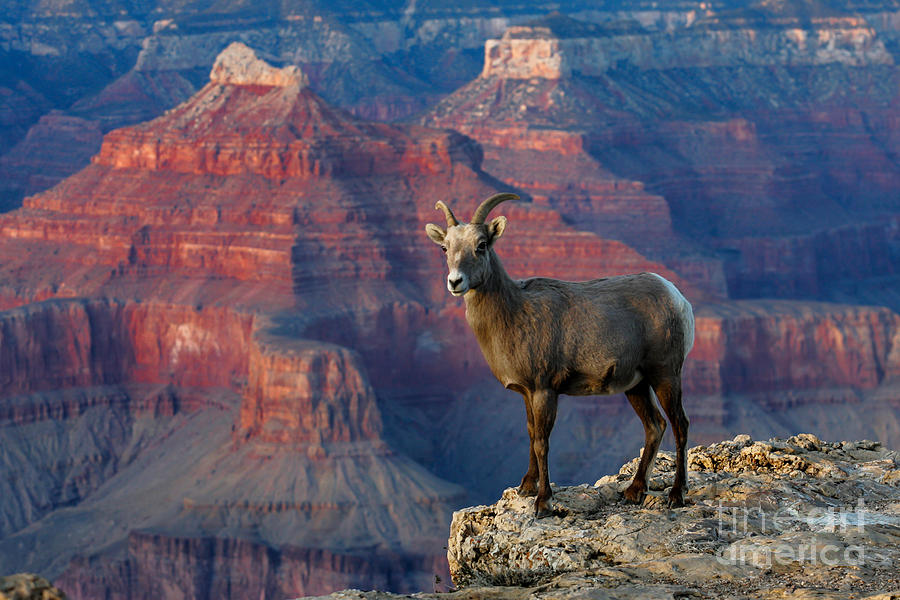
650 273 695 357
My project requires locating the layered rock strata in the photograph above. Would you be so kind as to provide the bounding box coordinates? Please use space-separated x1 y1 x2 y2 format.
482 12 891 80
0 298 464 597
688 301 900 398
0 42 693 389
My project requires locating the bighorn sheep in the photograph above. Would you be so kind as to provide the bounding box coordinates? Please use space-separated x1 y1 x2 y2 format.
425 193 695 517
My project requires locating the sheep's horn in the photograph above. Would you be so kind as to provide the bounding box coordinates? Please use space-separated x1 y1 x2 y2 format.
434 201 459 227
471 193 519 224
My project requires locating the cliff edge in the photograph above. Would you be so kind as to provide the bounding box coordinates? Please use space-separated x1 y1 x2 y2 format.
304 434 900 600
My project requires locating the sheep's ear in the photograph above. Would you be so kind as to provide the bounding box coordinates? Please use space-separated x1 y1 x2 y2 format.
488 216 507 243
425 223 446 245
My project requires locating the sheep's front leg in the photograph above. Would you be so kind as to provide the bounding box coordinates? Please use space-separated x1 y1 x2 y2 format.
531 389 558 518
517 392 538 497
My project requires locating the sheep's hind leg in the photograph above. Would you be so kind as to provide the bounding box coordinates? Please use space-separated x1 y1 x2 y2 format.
531 389 558 518
653 375 689 508
623 379 666 505
517 392 538 497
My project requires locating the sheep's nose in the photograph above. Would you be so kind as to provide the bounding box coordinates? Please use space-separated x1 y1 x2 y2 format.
448 275 463 289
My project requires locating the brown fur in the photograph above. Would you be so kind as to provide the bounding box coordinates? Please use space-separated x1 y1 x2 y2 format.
426 196 694 516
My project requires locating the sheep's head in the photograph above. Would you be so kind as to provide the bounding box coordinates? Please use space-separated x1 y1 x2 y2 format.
425 193 518 296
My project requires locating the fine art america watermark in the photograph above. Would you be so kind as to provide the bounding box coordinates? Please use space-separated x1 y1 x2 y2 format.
714 499 894 568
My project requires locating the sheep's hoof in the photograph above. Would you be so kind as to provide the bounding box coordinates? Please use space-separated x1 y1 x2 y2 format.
667 487 686 508
534 500 553 519
517 482 538 497
623 481 647 504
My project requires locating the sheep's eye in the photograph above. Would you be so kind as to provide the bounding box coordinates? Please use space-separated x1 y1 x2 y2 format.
440 245 447 253
476 241 487 253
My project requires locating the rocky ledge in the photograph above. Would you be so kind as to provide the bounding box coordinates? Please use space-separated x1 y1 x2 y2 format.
0 574 65 600
305 434 900 600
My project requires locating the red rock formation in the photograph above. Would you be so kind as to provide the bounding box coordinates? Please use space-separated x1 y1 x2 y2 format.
0 42 693 390
0 296 462 594
241 336 383 447
687 301 900 398
0 44 491 314
0 299 254 396
0 300 129 396
93 45 477 182
0 298 246 538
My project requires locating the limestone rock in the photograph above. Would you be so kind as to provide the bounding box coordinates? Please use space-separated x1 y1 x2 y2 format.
480 12 892 80
445 434 900 598
209 42 308 88
0 574 65 600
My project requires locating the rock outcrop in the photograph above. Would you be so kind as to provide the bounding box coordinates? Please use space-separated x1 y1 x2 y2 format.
209 42 308 88
448 434 900 594
241 336 383 447
304 434 900 600
0 574 66 600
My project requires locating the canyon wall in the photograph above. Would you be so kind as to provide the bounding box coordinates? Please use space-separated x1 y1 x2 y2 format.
241 336 383 447
0 295 462 597
482 15 891 80
688 301 900 398
3 12 900 599
0 299 254 395
0 298 248 538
